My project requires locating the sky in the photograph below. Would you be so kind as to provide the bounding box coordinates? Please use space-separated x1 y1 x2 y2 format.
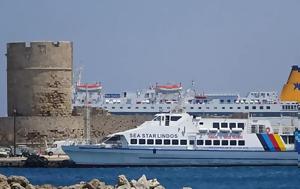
0 0 300 116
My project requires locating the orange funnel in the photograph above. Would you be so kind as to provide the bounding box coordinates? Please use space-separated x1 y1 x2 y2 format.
280 65 300 102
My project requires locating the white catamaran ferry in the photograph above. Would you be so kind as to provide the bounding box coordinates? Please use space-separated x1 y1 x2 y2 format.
62 111 299 166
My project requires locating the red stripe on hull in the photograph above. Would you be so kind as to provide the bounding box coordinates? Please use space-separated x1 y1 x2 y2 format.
268 134 280 152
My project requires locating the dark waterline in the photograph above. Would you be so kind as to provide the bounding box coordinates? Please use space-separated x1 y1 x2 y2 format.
1 167 300 189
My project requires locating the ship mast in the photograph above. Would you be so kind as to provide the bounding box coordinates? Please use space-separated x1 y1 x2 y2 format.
84 83 91 144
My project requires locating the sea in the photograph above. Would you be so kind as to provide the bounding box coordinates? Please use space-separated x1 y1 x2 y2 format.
1 166 300 189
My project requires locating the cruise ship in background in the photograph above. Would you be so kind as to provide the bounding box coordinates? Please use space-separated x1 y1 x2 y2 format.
72 66 300 126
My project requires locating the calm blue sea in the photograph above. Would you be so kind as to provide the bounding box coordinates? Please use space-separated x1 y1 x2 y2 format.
0 167 300 189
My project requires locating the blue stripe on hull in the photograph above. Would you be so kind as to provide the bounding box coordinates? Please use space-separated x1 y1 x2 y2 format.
261 134 275 152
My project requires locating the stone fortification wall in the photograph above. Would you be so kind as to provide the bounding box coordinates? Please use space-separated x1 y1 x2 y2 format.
6 41 73 116
0 114 152 147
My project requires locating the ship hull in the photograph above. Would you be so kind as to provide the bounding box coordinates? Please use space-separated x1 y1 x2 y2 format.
63 145 297 166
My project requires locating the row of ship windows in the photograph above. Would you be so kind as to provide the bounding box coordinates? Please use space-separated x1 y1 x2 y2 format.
104 106 272 110
130 139 245 146
211 122 245 130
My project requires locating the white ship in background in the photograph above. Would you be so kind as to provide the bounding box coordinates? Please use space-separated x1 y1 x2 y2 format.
72 66 300 124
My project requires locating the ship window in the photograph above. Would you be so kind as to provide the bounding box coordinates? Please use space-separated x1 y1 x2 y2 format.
245 106 249 110
127 107 131 109
139 139 146 144
214 107 217 109
199 122 204 125
171 116 182 121
222 107 225 109
112 107 115 109
143 107 147 109
230 107 233 109
151 107 155 109
227 100 231 103
198 107 202 109
155 139 162 145
130 139 137 144
164 139 170 145
104 106 107 109
180 140 187 145
206 107 209 109
238 140 245 146
172 140 179 145
230 140 237 146
252 106 256 110
222 140 228 146
237 107 241 109
190 107 194 110
205 140 212 145
282 105 285 110
153 116 161 121
221 123 228 128
251 125 257 133
266 106 270 110
258 125 265 133
120 107 123 109
213 140 220 145
189 140 195 145
213 122 220 129
197 140 204 145
282 136 288 144
229 123 236 129
289 136 295 144
238 123 245 130
135 107 139 109
167 107 170 109
260 106 263 110
220 100 224 103
147 139 154 145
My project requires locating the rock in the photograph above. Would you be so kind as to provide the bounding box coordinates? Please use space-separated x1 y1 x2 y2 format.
0 181 10 189
37 184 57 189
82 182 95 189
103 185 114 189
26 184 36 189
137 175 149 188
153 186 165 189
116 185 131 189
8 176 30 187
130 179 147 189
148 179 160 189
87 178 105 188
0 174 7 183
65 184 83 189
117 175 130 187
11 182 26 189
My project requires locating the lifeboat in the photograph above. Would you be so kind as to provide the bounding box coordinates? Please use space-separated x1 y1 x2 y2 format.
76 83 102 91
155 83 182 93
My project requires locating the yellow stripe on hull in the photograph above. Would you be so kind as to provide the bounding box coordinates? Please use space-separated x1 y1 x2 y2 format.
274 134 286 151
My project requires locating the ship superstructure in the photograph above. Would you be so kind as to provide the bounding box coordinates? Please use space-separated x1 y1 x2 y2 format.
72 66 300 122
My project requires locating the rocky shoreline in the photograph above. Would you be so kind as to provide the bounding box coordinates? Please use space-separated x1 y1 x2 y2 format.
0 173 187 189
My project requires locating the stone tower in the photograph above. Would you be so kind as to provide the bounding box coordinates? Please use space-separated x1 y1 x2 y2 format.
6 41 73 116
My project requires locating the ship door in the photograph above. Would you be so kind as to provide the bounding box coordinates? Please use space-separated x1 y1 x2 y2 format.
188 136 196 150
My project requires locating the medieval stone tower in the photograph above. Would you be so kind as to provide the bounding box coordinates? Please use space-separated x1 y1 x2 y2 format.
6 41 73 116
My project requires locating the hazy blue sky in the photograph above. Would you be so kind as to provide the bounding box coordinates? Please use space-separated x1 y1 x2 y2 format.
1 0 300 116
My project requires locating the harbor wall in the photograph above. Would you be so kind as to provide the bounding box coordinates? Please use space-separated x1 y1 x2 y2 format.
0 114 152 147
